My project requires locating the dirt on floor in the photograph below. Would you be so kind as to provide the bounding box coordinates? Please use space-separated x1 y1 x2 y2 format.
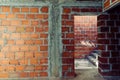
62 69 105 80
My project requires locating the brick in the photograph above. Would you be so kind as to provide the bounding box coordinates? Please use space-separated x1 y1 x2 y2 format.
99 63 110 70
34 40 43 44
110 27 119 32
19 60 28 65
26 27 34 32
63 8 71 13
7 14 16 18
16 66 24 71
98 56 108 63
65 21 74 26
66 33 74 38
98 39 109 44
6 66 15 72
24 66 34 71
110 39 119 44
0 73 9 78
34 52 44 58
29 46 38 51
21 34 30 39
10 60 18 65
7 27 16 32
66 46 74 51
30 58 38 65
21 7 29 12
40 33 48 38
0 60 9 65
5 52 15 59
62 58 74 64
111 51 119 57
108 45 116 50
41 6 48 13
101 51 110 57
40 21 48 26
0 53 4 58
36 14 48 19
40 72 48 77
36 27 44 32
44 40 48 44
16 27 25 32
35 65 48 71
16 40 24 45
0 40 4 45
21 20 30 25
109 58 117 63
17 14 25 18
40 46 48 51
1 20 10 26
30 7 39 13
20 72 28 78
26 14 35 19
107 21 115 26
62 14 69 19
7 40 15 45
30 72 39 77
1 46 9 52
31 20 39 26
98 14 109 20
112 64 120 70
0 14 6 18
25 40 34 45
31 34 39 39
10 46 20 52
12 7 20 13
2 6 10 12
15 52 24 59
11 20 21 26
40 58 48 64
72 8 80 12
0 66 5 71
20 46 29 51
100 27 109 32
25 52 34 59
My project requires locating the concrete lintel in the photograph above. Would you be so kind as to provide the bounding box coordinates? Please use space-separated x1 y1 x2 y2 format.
60 1 102 7
0 1 49 6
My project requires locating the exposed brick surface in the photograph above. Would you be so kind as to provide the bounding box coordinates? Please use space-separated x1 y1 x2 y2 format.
98 7 120 77
0 6 49 78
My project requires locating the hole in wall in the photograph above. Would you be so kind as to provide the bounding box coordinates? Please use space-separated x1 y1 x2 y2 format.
74 16 99 70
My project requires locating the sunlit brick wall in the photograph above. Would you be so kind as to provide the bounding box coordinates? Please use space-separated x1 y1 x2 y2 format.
0 6 49 78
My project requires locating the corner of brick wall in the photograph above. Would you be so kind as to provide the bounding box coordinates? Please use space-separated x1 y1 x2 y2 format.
0 6 49 78
97 7 120 77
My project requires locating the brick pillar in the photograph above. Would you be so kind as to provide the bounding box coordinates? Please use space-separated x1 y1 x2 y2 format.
98 7 120 78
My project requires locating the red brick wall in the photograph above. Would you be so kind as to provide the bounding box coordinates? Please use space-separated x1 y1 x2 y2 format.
98 6 120 77
0 6 49 78
74 16 97 58
62 6 102 77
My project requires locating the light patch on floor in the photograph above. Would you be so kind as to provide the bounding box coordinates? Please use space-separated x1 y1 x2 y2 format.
75 59 96 69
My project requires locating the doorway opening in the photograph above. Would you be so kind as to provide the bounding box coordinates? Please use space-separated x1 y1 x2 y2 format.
74 16 99 69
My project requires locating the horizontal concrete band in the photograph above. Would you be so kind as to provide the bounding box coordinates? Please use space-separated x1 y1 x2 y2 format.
0 0 102 7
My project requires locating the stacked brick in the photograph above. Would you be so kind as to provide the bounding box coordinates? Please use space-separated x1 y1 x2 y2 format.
0 6 49 78
98 6 120 76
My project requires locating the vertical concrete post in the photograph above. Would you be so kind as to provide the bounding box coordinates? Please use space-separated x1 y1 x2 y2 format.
49 0 62 77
